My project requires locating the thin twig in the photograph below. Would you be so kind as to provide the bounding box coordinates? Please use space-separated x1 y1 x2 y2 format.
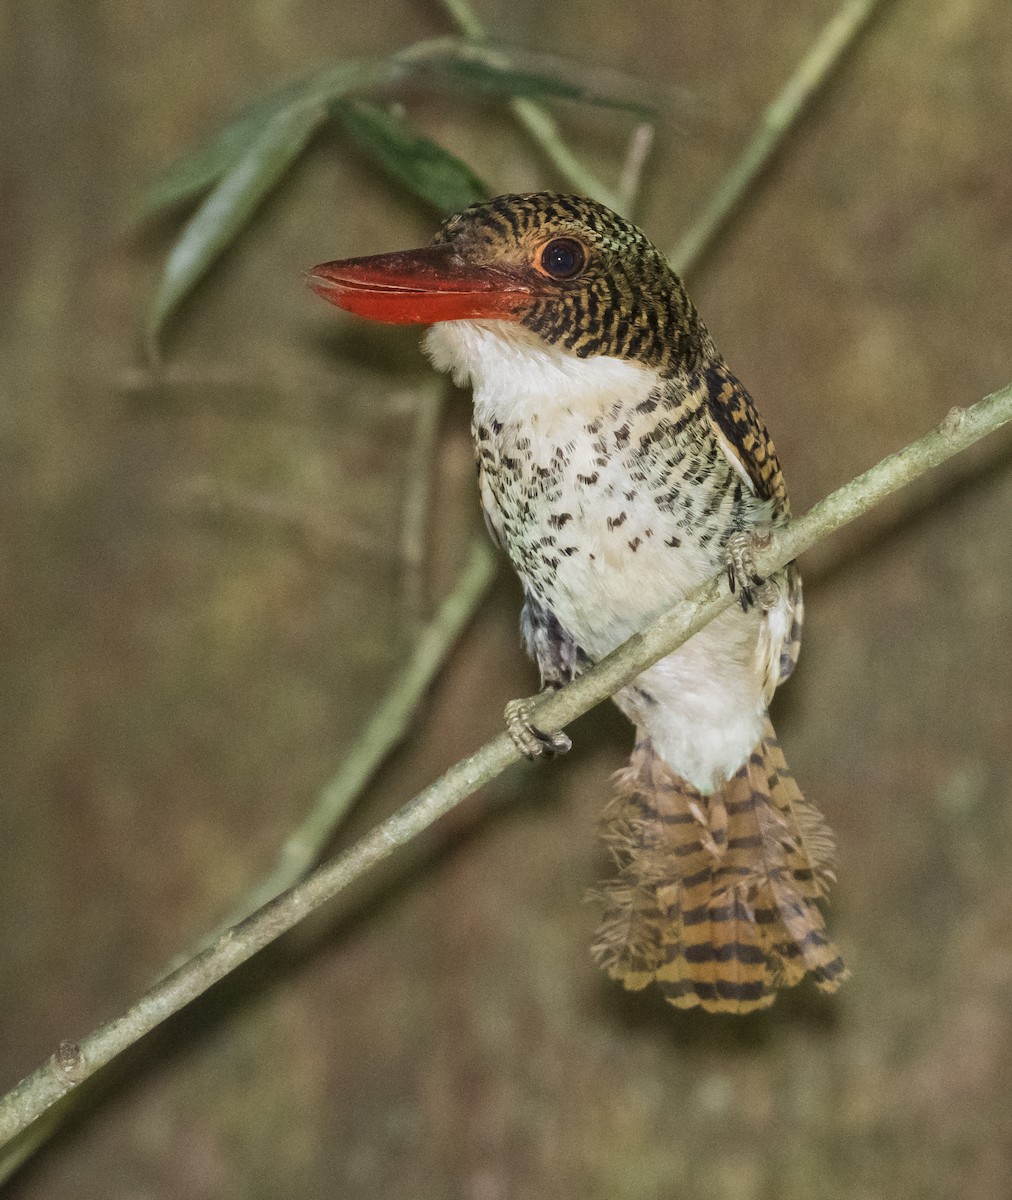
508 100 624 211
437 0 484 39
669 0 884 277
400 385 447 629
437 0 624 210
202 537 495 946
2 382 1009 1151
617 122 655 216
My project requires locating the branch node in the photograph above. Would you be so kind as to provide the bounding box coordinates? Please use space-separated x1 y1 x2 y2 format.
941 405 967 435
51 1041 85 1084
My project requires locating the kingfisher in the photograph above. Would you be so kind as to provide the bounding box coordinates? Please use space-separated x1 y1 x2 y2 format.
308 193 847 1014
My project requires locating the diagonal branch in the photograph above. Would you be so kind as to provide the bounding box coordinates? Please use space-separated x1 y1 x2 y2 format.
1 381 1010 1153
183 536 495 959
670 0 885 277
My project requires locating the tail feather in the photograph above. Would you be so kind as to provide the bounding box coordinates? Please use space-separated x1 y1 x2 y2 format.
592 718 848 1014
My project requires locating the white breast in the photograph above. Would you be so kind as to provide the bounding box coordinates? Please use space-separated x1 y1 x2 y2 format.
425 318 658 425
428 319 702 643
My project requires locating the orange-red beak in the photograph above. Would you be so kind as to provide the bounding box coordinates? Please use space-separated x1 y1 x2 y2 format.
306 244 532 325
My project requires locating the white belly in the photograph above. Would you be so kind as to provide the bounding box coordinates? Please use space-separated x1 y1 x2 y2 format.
474 411 770 794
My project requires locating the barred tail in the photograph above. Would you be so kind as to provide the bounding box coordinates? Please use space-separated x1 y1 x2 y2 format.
592 719 848 1014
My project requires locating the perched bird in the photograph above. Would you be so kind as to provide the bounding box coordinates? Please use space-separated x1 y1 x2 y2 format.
308 193 847 1014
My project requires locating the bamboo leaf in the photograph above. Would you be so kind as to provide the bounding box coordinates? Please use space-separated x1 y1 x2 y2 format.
333 99 489 214
145 102 324 354
135 58 391 222
135 97 289 221
418 48 655 117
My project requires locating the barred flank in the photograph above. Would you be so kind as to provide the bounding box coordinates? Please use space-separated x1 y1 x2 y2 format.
592 719 847 1014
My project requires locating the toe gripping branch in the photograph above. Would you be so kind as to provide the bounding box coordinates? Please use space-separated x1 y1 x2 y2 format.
505 697 572 761
725 525 780 612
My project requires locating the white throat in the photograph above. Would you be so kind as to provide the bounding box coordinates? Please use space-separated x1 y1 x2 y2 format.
423 320 659 425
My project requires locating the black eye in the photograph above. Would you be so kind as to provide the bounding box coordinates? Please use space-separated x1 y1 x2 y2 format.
540 237 586 280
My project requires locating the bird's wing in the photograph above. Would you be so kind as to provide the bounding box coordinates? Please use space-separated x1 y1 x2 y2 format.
702 361 789 516
703 360 803 691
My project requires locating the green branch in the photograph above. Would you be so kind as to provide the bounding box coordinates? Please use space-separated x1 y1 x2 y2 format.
197 536 495 948
2 382 1010 1155
670 0 885 277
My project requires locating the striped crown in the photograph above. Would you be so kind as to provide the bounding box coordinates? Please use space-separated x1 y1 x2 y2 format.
431 193 705 373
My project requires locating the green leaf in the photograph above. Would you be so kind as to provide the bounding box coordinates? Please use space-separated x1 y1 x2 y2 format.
418 47 655 117
135 97 290 222
145 102 324 355
135 58 391 222
333 99 490 214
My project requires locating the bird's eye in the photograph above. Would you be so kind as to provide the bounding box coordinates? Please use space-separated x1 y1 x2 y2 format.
539 237 587 280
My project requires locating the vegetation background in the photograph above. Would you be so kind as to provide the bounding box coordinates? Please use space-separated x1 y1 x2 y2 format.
2 0 1011 1196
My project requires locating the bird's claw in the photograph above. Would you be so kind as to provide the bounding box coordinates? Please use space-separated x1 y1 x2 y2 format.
725 525 779 612
505 697 572 761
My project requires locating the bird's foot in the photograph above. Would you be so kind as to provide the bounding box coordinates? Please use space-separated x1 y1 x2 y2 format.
505 697 572 760
725 525 780 612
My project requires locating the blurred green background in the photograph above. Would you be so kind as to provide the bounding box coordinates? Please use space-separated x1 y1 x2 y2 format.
2 1 1012 1196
